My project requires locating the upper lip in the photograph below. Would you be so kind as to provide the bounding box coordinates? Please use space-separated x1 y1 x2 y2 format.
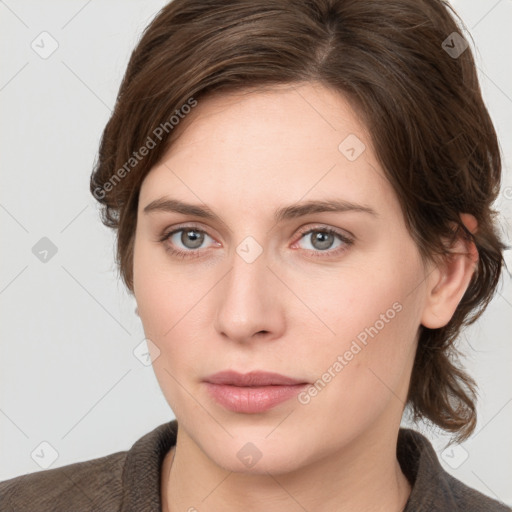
204 370 307 387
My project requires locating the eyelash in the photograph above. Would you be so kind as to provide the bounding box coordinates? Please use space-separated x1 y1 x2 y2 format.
158 223 354 260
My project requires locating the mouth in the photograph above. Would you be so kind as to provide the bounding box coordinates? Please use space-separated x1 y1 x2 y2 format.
203 370 309 413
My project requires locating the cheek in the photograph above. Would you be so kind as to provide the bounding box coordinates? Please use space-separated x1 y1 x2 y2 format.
133 241 205 412
133 238 215 369
133 237 181 338
300 246 424 382
291 280 421 438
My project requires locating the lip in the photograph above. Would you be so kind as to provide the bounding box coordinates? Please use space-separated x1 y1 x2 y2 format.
204 370 307 387
203 370 309 413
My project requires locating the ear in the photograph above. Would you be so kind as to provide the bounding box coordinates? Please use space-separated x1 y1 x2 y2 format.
421 214 479 329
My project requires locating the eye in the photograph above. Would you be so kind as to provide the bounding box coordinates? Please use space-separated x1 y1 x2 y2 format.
159 224 219 259
159 224 354 260
292 226 353 257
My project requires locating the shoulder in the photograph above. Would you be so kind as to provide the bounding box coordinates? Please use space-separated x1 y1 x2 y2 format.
441 469 511 511
0 420 178 512
399 428 511 512
0 450 127 512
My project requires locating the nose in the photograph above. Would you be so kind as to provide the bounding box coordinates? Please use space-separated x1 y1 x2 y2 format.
213 246 286 344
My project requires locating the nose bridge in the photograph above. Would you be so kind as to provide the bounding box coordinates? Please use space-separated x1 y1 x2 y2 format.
214 239 281 341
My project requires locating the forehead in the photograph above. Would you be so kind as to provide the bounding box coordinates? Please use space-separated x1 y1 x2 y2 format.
168 82 366 160
139 82 399 221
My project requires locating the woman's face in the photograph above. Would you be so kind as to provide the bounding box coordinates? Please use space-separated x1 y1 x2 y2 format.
133 82 432 473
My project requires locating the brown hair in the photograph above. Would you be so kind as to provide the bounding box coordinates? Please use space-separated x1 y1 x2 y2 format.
90 0 506 441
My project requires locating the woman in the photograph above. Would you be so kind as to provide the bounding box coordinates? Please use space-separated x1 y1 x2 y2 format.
1 0 510 510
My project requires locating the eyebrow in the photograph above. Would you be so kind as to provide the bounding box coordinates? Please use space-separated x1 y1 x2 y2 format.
143 197 377 224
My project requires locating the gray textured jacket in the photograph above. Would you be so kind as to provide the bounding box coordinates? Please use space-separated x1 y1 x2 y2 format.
1 420 510 511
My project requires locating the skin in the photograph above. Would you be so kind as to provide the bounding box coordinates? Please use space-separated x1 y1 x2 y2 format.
132 82 478 512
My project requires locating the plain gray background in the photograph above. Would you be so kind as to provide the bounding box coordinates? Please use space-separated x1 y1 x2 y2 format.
1 0 511 505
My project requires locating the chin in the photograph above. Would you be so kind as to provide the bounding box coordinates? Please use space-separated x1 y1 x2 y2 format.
199 433 308 475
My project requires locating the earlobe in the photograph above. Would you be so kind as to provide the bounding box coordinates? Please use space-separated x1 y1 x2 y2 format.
421 214 479 329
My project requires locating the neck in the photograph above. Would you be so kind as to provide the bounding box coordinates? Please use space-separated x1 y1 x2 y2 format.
162 424 411 512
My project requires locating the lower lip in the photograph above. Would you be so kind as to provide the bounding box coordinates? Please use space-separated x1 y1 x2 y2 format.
204 382 308 413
